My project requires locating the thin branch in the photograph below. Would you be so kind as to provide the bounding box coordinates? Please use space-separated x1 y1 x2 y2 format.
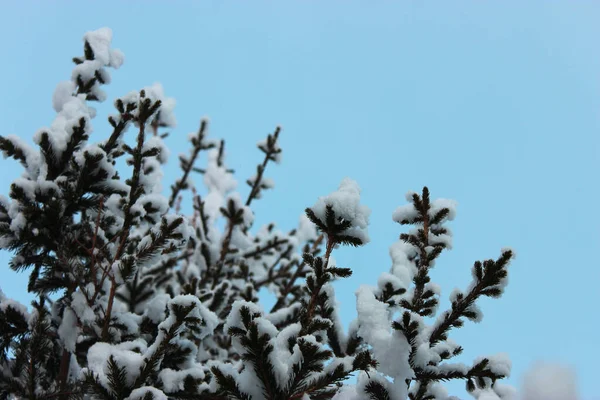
169 119 209 208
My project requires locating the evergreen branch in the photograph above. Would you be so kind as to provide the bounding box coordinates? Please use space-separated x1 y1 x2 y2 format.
245 126 281 207
102 92 162 341
252 245 294 288
102 116 131 157
210 367 251 400
300 236 336 334
169 119 212 208
405 187 435 316
364 380 392 400
292 350 377 399
211 221 235 290
236 237 290 262
134 303 197 389
192 192 210 242
270 233 324 313
428 249 513 346
0 136 31 168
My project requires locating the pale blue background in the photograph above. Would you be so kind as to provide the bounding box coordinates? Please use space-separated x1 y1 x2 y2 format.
0 2 598 399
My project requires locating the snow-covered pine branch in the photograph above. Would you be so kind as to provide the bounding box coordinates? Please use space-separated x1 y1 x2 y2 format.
0 28 519 400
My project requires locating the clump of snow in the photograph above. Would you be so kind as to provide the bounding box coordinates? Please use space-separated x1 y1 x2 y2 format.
377 272 404 298
464 302 484 323
309 178 371 244
158 368 205 392
142 295 217 366
84 340 148 388
52 81 76 113
404 190 417 202
0 290 30 321
426 382 449 400
481 354 511 377
257 134 282 163
426 282 441 296
429 226 454 250
58 307 78 352
269 323 303 389
12 178 36 201
296 213 318 244
71 289 95 324
203 148 237 195
168 295 218 340
67 28 124 103
449 288 462 304
332 383 360 400
201 147 238 228
144 293 171 324
34 94 94 159
126 387 167 400
83 27 124 68
0 136 41 178
494 382 517 399
355 285 412 381
470 384 517 400
145 83 176 128
265 303 302 326
112 83 175 128
520 362 578 400
413 341 443 369
143 136 170 164
429 198 457 222
236 366 265 400
225 301 264 351
364 371 407 400
389 240 418 288
392 202 419 224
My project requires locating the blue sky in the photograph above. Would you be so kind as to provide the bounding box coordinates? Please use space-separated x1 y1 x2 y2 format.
0 1 598 399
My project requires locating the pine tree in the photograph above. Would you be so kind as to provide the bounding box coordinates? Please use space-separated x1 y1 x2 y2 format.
0 28 517 400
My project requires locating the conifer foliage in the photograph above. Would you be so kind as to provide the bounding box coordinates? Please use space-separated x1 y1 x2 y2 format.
0 28 516 400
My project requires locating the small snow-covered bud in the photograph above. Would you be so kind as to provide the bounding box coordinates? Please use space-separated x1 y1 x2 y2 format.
308 178 371 244
83 27 123 67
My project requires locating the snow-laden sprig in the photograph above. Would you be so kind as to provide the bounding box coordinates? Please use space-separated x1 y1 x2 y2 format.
5 28 123 185
146 83 177 132
394 187 457 318
246 126 281 207
97 87 178 339
82 295 217 399
356 285 413 382
71 27 124 103
355 187 516 400
216 299 375 399
0 289 31 361
306 178 371 247
216 180 376 398
429 249 514 346
201 140 237 225
0 27 125 290
168 118 216 208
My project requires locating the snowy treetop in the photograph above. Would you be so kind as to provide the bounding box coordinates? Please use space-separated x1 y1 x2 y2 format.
0 27 525 400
